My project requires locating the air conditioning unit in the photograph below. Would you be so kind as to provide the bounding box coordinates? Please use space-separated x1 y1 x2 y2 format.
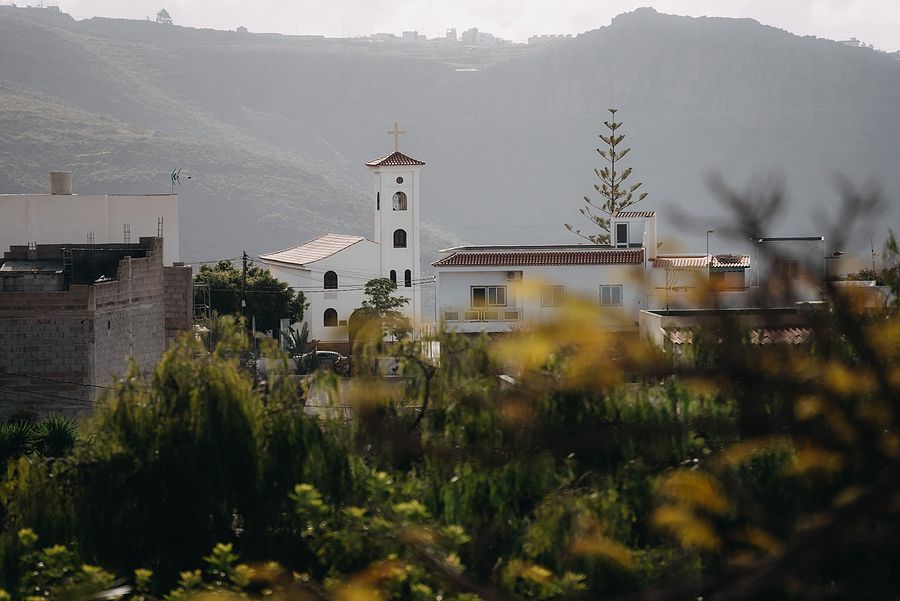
506 270 523 281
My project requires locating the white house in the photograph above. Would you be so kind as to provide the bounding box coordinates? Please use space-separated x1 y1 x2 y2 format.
0 172 180 265
433 212 664 333
258 125 424 343
647 253 751 310
433 210 760 333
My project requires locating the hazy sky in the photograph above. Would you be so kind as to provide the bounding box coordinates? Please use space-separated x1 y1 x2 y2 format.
50 0 900 51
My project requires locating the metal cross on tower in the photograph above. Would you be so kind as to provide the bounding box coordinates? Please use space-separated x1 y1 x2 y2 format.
387 122 406 152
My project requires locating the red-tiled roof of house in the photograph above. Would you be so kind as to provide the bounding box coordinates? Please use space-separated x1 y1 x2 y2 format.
366 151 426 167
433 248 644 267
651 254 750 269
712 254 750 268
665 326 811 346
614 210 656 218
750 327 812 345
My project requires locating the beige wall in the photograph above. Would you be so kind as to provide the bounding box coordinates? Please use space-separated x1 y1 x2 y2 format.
0 193 180 265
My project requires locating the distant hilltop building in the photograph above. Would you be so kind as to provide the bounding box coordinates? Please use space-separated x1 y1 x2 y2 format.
402 30 426 43
236 25 248 33
362 27 510 47
368 32 398 42
528 34 573 46
460 27 510 48
839 37 863 48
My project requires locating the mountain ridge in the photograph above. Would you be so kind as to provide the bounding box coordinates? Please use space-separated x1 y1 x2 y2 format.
1 5 898 264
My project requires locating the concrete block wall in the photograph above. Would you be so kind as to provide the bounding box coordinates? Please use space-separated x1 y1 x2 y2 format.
0 237 184 420
91 251 166 387
0 289 95 419
164 263 193 347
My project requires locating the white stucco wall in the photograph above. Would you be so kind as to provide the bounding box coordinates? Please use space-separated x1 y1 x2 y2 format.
371 165 422 327
611 215 656 259
263 239 381 342
0 194 180 265
645 267 752 310
435 264 645 333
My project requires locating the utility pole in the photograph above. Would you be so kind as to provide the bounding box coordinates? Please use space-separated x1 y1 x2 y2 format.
241 251 248 316
871 238 877 274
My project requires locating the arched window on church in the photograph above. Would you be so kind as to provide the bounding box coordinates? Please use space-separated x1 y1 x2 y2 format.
393 229 407 248
404 269 412 287
389 270 397 284
376 192 380 210
324 270 338 290
392 191 407 211
324 308 338 327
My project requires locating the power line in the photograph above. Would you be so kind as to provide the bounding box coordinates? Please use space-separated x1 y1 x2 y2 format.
184 256 242 266
0 368 144 392
202 278 435 294
0 383 98 410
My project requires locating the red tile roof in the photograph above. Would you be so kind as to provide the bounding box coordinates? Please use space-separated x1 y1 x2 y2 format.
614 210 656 218
433 248 644 267
750 327 812 345
712 254 750 268
666 327 811 346
366 151 426 167
651 254 750 269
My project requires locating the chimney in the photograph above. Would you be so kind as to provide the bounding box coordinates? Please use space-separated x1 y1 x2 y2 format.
49 171 73 195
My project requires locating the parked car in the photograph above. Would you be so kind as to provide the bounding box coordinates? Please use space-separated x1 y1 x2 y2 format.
295 351 346 374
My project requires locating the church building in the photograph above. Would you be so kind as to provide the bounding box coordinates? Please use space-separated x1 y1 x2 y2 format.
258 124 423 343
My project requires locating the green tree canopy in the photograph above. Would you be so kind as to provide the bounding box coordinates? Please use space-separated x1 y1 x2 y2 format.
194 260 305 335
155 8 172 24
566 108 648 245
352 277 411 341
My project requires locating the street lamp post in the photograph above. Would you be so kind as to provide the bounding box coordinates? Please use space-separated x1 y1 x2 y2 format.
706 230 715 258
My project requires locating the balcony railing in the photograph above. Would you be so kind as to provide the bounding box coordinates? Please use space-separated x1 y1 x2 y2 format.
443 307 522 323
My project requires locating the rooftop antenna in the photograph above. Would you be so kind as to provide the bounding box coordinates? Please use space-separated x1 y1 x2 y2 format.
871 237 877 273
170 167 192 194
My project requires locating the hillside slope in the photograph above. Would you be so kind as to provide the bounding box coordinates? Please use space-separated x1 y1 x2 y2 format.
1 6 898 263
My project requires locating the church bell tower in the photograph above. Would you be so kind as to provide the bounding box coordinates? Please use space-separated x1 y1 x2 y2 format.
366 123 424 328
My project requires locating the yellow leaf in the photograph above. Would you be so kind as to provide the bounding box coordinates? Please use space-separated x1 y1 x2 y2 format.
739 527 784 557
657 471 729 515
651 505 721 551
570 535 634 570
336 583 382 601
786 447 844 475
794 395 822 421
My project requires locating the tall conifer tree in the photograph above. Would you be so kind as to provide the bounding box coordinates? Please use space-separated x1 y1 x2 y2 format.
566 108 648 244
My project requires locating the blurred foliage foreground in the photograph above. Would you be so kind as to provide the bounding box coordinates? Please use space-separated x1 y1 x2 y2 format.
1 263 899 600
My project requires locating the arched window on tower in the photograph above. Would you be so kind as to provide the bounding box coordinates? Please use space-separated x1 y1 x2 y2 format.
324 270 338 290
376 192 380 210
404 269 412 287
393 229 407 248
389 270 397 284
392 191 407 211
324 308 338 327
